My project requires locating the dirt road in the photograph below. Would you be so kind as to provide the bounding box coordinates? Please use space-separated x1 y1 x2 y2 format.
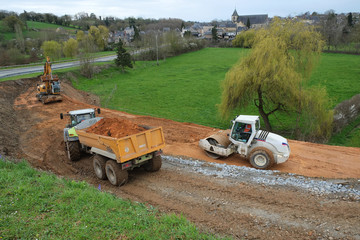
1 77 359 239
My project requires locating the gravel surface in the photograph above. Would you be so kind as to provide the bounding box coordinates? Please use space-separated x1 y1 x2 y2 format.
163 155 360 200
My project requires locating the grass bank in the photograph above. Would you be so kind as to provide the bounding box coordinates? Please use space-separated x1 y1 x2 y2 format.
0 159 225 239
328 115 360 147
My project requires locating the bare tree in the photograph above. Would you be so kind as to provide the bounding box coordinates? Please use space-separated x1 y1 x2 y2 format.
319 10 345 50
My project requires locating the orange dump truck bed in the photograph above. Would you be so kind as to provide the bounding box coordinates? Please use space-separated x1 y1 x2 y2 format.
76 127 165 163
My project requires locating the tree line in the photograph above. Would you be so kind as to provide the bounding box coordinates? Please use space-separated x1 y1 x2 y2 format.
233 11 360 53
0 10 191 32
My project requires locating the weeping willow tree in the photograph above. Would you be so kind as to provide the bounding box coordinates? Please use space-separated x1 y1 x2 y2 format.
220 18 333 142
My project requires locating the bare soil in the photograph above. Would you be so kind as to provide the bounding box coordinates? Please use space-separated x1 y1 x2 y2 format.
1 77 359 239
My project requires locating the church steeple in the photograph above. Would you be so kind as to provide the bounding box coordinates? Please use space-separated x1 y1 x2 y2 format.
232 9 239 23
232 9 239 17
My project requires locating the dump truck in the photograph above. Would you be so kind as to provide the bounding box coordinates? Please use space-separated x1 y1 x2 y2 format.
199 115 290 169
60 108 165 186
36 56 62 104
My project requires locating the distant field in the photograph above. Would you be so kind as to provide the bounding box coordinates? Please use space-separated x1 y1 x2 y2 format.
0 20 77 40
60 48 358 146
26 21 77 32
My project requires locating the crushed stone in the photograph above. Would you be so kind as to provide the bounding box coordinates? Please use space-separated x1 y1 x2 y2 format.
163 155 360 200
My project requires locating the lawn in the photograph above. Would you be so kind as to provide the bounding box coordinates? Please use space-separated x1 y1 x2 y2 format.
0 159 225 239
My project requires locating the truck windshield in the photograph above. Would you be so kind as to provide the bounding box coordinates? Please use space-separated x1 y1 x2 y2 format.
76 113 94 123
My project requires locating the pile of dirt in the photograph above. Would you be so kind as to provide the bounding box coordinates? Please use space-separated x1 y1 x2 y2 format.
86 118 147 138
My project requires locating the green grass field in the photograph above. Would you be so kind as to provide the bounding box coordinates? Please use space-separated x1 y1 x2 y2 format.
0 159 225 239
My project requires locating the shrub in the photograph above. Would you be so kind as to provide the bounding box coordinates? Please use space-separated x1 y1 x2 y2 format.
232 29 256 48
63 38 78 58
41 40 62 60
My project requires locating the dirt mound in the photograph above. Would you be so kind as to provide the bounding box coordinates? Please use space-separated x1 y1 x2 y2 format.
86 118 147 138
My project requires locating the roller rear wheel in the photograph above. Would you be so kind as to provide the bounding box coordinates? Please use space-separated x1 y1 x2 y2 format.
249 149 274 169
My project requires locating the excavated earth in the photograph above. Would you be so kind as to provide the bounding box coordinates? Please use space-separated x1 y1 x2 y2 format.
86 118 147 138
1 77 360 239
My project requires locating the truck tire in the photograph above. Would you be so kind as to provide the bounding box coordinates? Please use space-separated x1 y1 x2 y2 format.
249 148 274 169
144 155 162 172
66 141 80 161
105 160 128 186
93 155 108 180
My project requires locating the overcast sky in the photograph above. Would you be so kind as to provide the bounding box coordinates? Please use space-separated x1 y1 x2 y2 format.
3 0 359 22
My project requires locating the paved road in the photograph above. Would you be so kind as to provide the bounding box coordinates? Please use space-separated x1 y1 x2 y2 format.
0 55 116 79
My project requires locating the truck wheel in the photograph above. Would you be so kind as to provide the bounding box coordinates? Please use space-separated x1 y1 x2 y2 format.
105 160 128 186
249 149 274 169
66 141 80 161
93 155 107 180
144 155 162 172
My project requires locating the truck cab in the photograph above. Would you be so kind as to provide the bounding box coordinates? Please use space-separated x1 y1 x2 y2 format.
60 108 101 161
64 108 99 128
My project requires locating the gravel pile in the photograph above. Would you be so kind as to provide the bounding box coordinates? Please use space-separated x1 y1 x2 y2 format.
163 155 360 200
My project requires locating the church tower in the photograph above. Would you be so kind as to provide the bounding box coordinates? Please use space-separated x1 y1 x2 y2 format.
232 9 239 23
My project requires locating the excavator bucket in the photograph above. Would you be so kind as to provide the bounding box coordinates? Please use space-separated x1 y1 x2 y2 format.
39 94 63 104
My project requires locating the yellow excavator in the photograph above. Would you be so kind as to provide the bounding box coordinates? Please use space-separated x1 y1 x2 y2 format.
36 56 62 104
